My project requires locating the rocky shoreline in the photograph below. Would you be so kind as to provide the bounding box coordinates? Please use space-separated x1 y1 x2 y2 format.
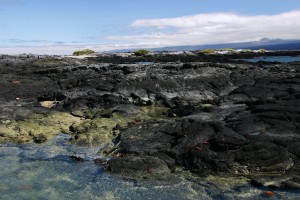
0 53 299 189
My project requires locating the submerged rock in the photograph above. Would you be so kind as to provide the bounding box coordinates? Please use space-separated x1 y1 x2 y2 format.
33 134 48 143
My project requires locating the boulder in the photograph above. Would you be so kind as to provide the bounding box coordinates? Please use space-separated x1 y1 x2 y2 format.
108 156 171 180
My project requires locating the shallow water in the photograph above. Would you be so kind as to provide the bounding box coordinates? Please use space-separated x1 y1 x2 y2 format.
0 134 299 200
239 56 300 63
135 62 155 65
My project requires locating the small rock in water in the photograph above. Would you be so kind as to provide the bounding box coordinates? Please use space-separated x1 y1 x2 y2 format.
69 155 85 162
33 134 47 143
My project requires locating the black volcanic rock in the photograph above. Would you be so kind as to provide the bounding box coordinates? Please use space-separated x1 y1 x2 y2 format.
107 155 172 180
0 53 299 188
236 142 292 172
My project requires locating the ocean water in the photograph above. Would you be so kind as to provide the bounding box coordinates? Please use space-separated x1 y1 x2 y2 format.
136 62 155 65
239 56 300 63
0 134 299 200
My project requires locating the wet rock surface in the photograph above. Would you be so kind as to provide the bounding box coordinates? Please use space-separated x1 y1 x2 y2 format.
0 54 299 188
107 155 171 180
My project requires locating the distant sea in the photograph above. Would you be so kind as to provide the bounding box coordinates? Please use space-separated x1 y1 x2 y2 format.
239 56 300 63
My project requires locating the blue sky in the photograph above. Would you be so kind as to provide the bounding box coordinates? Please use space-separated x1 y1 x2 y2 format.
0 0 300 54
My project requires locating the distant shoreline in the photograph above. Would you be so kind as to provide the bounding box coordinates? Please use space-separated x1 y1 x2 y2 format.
1 49 300 58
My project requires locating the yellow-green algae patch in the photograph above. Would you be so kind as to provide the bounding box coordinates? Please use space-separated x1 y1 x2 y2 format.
204 174 250 190
0 112 81 143
174 167 250 191
141 106 169 119
69 111 152 146
198 103 215 108
0 106 171 146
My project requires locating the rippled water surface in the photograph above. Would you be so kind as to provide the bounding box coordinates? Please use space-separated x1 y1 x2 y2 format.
0 134 299 200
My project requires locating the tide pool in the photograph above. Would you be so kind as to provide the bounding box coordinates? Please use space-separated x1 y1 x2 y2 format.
0 134 298 200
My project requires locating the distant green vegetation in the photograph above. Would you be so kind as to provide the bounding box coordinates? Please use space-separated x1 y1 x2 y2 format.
134 49 150 56
259 48 266 53
221 48 235 51
72 49 95 56
198 49 216 54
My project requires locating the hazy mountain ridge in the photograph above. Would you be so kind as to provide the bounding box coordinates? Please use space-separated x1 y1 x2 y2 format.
111 39 300 52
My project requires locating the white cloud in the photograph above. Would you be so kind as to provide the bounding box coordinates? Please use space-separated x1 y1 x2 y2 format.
1 10 300 55
108 10 300 47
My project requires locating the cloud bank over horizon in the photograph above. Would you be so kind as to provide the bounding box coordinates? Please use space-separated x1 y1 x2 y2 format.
1 9 300 54
111 10 300 46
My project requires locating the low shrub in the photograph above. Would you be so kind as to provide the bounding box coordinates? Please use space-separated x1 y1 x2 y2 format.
198 49 216 54
73 49 95 56
134 49 150 56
